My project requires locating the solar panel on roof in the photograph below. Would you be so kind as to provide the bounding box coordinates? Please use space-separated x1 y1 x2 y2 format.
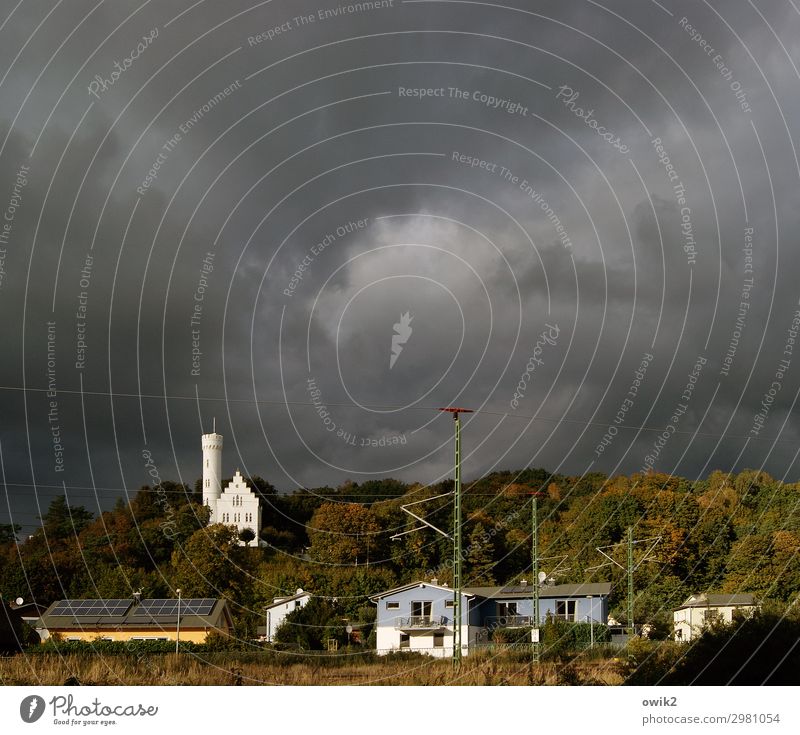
131 598 216 616
49 599 132 616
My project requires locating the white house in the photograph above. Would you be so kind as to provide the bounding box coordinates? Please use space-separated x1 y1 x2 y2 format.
370 581 481 658
202 430 262 547
673 593 759 642
260 589 312 642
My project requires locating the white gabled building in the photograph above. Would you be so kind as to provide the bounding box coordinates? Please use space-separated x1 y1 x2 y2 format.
202 430 262 547
673 593 759 642
260 589 312 642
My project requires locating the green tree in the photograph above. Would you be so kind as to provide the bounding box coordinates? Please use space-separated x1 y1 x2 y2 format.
39 496 94 539
466 522 496 585
0 523 20 544
274 597 347 650
171 524 247 598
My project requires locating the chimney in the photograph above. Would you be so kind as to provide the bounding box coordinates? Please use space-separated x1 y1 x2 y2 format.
431 577 438 585
520 579 528 586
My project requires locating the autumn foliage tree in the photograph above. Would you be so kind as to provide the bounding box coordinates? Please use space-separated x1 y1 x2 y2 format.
307 502 382 565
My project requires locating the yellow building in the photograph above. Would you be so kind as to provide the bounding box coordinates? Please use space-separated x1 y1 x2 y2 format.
37 597 233 643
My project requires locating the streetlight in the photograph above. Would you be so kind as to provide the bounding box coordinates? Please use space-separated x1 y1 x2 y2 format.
175 589 182 654
586 595 594 649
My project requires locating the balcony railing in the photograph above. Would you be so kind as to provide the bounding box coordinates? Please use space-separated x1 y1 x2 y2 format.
396 615 447 629
485 615 532 629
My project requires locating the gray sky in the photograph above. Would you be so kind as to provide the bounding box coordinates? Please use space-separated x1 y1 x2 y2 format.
2 0 800 530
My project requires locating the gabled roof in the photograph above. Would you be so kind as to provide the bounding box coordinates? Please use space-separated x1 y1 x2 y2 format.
263 590 311 610
369 580 610 603
369 581 474 603
675 593 758 610
465 582 612 600
38 598 233 632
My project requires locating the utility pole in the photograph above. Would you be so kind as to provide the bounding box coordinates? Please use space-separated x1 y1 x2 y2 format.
531 493 540 664
175 588 182 654
593 528 661 642
627 526 634 637
439 407 472 669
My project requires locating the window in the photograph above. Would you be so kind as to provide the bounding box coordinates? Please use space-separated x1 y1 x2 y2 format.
411 601 432 617
556 600 576 621
445 600 455 608
399 633 410 649
206 459 209 468
433 633 444 647
205 479 210 488
386 601 399 610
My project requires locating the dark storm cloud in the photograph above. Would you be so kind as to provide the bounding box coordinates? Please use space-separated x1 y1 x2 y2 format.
2 0 800 529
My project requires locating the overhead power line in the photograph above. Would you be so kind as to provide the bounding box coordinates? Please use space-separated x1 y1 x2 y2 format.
0 384 794 443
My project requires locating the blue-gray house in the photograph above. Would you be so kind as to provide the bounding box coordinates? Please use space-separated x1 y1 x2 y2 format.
369 581 480 658
371 580 611 656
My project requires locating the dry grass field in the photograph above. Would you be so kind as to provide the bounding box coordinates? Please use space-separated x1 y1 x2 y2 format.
0 652 625 686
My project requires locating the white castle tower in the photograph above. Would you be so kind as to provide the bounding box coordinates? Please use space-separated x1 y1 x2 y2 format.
201 426 262 547
202 425 223 513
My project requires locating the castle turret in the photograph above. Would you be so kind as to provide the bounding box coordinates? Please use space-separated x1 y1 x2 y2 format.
202 429 223 516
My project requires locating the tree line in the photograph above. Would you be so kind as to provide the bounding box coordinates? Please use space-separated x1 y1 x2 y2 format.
1 467 798 638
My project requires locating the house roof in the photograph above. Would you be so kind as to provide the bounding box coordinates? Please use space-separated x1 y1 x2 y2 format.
675 593 758 610
465 582 612 600
369 580 610 603
9 602 48 618
263 590 311 610
38 598 233 632
368 581 475 603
